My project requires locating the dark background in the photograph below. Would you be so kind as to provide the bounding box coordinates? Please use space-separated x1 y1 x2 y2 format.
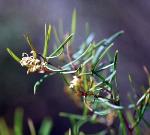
0 0 150 134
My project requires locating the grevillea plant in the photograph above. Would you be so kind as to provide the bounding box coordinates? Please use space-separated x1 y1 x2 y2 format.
6 10 150 135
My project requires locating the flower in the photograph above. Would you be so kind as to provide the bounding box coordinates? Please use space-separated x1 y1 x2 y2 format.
20 51 47 74
69 76 81 89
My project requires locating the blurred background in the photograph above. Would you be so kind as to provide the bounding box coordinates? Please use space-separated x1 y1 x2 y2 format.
0 0 150 134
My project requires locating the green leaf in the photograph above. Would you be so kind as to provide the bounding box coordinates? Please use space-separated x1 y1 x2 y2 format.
113 50 118 70
92 31 124 69
71 9 77 43
94 39 106 48
46 64 77 74
132 92 150 129
104 30 124 46
73 33 94 59
34 75 49 94
39 118 53 135
126 111 140 135
92 71 112 89
58 19 64 38
85 22 90 37
82 66 88 91
14 108 23 135
0 118 9 135
63 43 93 69
24 34 37 58
59 112 89 121
6 48 21 62
94 109 112 116
118 111 127 135
97 97 124 110
46 64 69 72
48 33 74 58
95 63 114 72
106 70 116 83
92 43 113 70
43 24 51 57
53 26 61 46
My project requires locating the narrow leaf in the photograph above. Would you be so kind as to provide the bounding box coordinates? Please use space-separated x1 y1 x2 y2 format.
28 119 36 135
63 43 92 69
43 24 51 57
53 26 61 45
105 30 124 46
24 34 37 58
92 44 113 70
113 50 118 70
39 118 53 135
6 48 21 62
14 108 23 135
71 9 77 43
34 75 49 94
0 118 9 135
48 33 74 57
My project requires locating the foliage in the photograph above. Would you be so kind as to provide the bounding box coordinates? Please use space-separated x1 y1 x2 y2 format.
0 108 52 135
6 9 150 135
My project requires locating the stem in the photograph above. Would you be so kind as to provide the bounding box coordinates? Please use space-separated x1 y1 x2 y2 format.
122 112 133 135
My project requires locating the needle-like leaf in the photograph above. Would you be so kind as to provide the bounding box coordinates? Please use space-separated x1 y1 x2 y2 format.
6 48 21 62
43 24 51 57
48 33 74 58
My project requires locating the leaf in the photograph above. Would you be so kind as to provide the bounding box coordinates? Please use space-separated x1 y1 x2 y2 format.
48 33 74 58
82 66 88 91
39 118 53 135
97 97 124 110
59 112 88 121
92 43 113 70
14 108 24 135
105 30 124 46
93 71 112 89
53 26 61 46
47 64 77 74
113 50 118 70
43 24 51 57
143 66 150 86
92 31 124 69
126 111 140 135
0 118 9 135
73 33 94 59
94 39 106 48
95 63 114 72
34 75 49 94
94 109 112 116
93 130 107 135
46 64 69 72
28 118 36 135
118 111 127 135
71 9 77 43
85 22 90 37
6 48 21 62
58 19 64 38
132 92 150 129
24 34 37 58
63 43 93 69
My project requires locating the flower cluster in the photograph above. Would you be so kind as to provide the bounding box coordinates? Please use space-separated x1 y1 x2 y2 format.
69 76 81 89
20 51 47 74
